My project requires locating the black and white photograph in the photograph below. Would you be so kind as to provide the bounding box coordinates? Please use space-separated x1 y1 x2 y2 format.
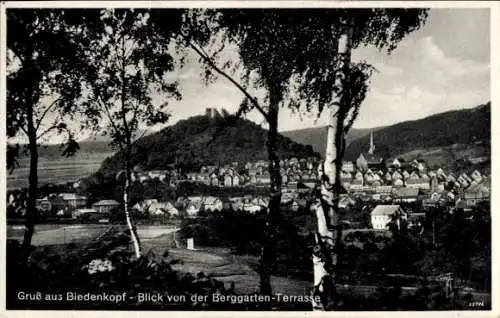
2 1 494 312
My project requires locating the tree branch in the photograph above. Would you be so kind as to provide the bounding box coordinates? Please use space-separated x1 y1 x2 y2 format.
179 33 270 122
124 38 138 60
130 128 149 148
98 97 124 153
36 124 59 141
35 97 61 133
19 124 29 137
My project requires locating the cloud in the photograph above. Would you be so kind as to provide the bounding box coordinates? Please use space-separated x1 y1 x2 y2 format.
349 35 490 129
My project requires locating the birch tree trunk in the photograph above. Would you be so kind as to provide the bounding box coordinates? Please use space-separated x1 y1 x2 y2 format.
124 162 142 259
312 17 353 311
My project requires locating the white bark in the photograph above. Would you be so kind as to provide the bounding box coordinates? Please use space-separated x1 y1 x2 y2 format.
124 176 141 259
312 18 353 311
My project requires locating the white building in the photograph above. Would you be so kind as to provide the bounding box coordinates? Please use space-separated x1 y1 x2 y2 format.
203 196 223 212
370 205 406 230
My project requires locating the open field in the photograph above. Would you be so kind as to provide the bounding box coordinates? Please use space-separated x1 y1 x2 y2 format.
7 152 113 189
6 224 179 246
6 223 491 306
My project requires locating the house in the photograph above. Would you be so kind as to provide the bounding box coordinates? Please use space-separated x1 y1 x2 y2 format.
384 171 393 183
468 156 489 165
364 171 375 184
375 185 393 194
186 172 198 181
133 199 158 214
392 178 404 187
257 173 271 185
406 176 430 190
92 200 120 213
462 184 490 208
252 197 269 208
409 159 426 172
350 178 363 190
461 173 473 184
232 173 241 186
370 205 406 230
282 174 289 184
197 173 211 185
340 172 353 189
422 192 442 209
72 208 101 219
148 201 179 216
338 195 355 209
242 203 262 213
470 170 482 183
36 198 52 212
59 193 87 209
148 170 167 180
209 172 220 187
249 175 258 184
420 173 430 181
281 193 294 205
72 180 82 189
392 171 403 181
307 161 315 170
370 180 382 187
203 197 223 212
457 175 470 188
389 158 406 169
342 161 355 173
223 173 233 187
392 187 419 203
186 201 202 217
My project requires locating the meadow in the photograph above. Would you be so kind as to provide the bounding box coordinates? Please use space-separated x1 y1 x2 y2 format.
7 152 114 190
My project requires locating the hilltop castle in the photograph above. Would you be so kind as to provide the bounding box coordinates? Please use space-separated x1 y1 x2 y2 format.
205 107 220 119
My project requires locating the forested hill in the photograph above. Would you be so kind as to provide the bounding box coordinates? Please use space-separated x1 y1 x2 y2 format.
96 114 320 179
344 102 491 160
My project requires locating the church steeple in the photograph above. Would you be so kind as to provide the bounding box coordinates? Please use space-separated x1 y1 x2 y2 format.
368 130 375 155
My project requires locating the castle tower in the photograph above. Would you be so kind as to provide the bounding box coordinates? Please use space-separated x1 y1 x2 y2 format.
368 130 375 155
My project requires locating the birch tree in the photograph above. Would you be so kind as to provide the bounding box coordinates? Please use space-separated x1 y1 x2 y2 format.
289 9 429 310
152 8 427 301
6 9 98 250
81 9 182 258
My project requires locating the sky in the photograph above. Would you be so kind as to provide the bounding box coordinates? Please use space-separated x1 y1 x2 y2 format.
7 8 491 143
162 8 490 133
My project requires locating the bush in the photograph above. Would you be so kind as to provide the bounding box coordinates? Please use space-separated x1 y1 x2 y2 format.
5 231 241 310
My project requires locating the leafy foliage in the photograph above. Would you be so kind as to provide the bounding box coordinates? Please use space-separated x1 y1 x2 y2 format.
6 231 237 310
6 9 102 248
80 9 181 150
7 9 97 154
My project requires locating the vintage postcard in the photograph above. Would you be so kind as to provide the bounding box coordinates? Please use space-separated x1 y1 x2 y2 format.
0 0 497 316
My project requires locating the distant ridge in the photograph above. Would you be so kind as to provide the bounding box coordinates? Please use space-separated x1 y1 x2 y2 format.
281 126 379 158
344 102 490 161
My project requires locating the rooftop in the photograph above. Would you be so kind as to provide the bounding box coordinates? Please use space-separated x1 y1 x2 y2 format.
371 205 402 216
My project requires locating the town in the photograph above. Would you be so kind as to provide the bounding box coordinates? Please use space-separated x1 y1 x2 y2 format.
5 5 492 312
7 128 490 231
